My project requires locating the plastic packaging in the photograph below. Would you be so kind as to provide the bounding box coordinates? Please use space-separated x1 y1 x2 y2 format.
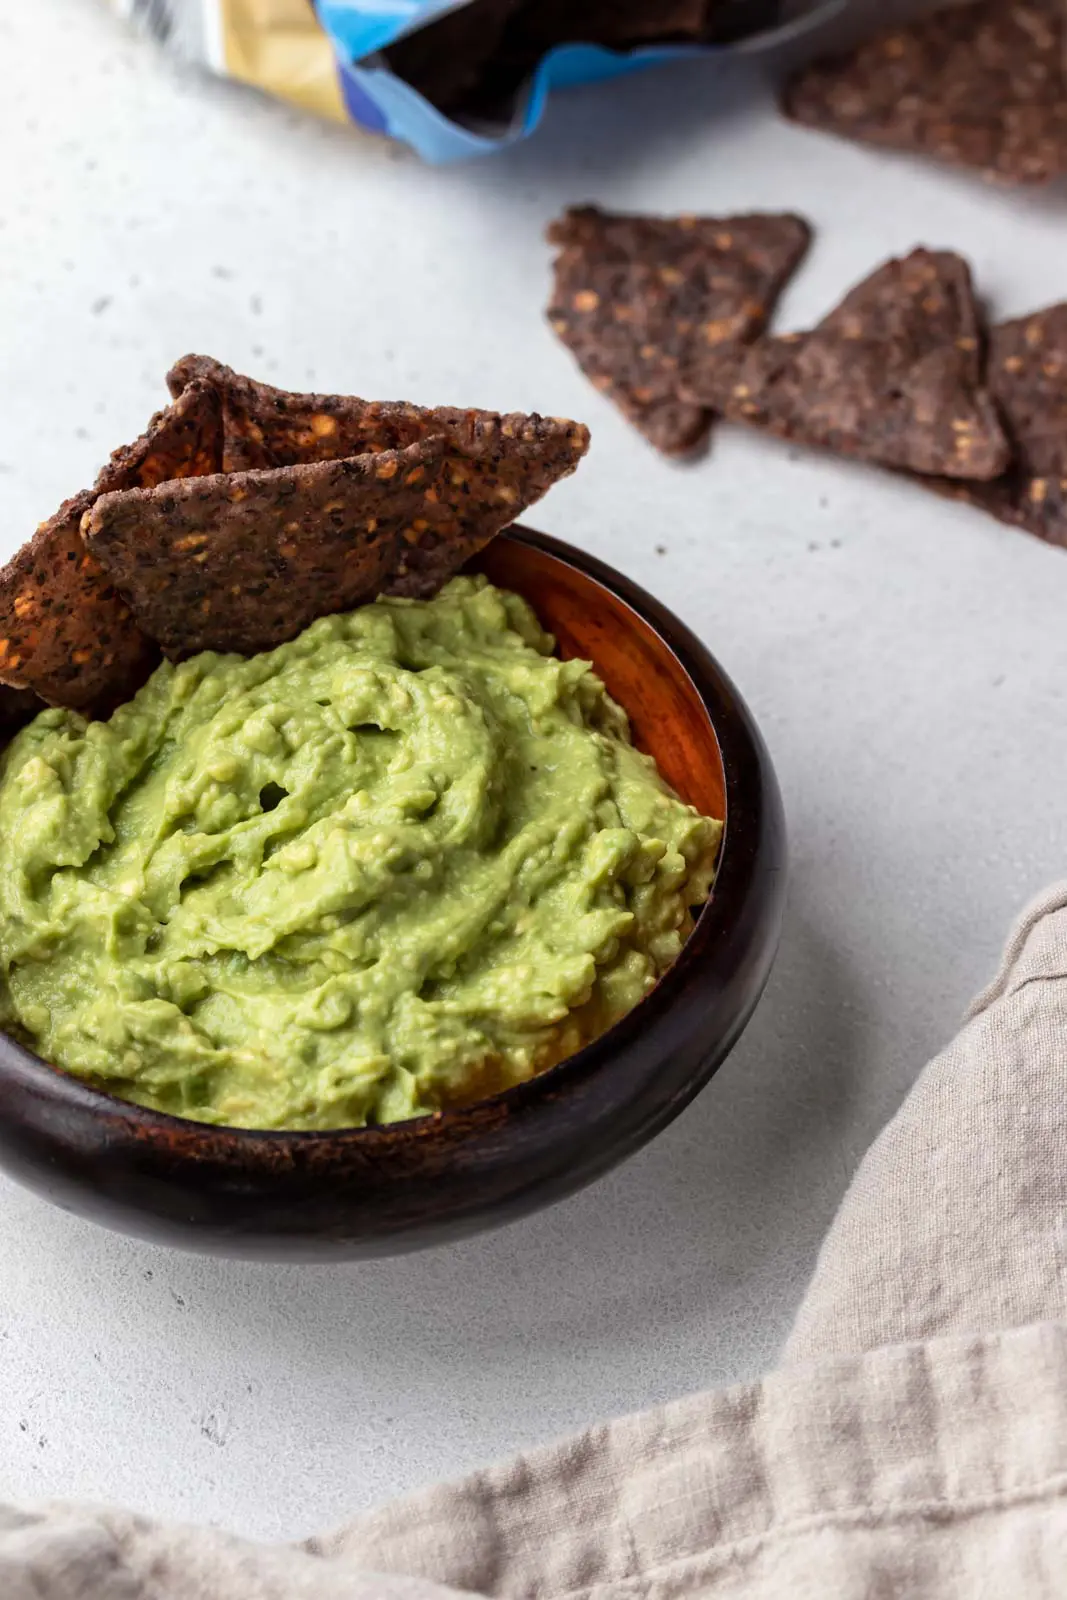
111 0 844 163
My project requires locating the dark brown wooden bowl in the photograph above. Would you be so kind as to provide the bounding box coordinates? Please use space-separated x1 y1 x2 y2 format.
0 528 786 1260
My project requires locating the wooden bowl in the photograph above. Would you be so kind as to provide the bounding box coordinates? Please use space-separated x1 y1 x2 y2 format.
0 528 786 1260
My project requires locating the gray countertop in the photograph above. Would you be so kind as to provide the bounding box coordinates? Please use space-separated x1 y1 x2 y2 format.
1 0 1065 1546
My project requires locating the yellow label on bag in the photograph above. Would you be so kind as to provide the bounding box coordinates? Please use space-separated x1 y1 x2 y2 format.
217 0 347 122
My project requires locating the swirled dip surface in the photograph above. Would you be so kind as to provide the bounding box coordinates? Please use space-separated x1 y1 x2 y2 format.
0 578 720 1129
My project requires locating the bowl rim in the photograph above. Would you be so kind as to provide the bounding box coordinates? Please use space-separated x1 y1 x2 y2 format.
0 525 761 1151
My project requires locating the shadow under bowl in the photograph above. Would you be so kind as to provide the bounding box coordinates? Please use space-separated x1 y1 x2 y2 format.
0 527 786 1260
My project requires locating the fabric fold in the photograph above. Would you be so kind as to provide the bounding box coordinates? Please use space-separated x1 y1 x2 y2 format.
312 1321 1067 1597
784 882 1067 1365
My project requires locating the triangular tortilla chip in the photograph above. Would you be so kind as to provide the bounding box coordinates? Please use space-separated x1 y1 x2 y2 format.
87 439 449 660
165 355 590 593
681 249 1009 479
0 380 223 714
545 207 811 457
924 302 1067 546
782 0 1067 186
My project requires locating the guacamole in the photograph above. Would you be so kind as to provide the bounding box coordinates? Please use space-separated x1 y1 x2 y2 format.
0 578 721 1130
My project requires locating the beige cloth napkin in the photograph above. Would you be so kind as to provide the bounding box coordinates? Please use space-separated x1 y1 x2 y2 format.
8 884 1067 1598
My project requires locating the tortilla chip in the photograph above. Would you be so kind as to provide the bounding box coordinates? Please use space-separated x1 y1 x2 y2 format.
545 207 811 456
165 355 590 592
924 303 1067 546
87 439 451 659
681 249 1009 480
0 380 224 714
2 356 587 710
782 0 1067 186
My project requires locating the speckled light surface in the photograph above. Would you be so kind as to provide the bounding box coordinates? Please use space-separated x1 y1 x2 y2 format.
1 0 1066 1547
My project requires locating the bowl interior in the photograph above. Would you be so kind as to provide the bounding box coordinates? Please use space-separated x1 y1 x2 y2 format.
476 536 726 824
0 529 782 1258
0 530 731 1142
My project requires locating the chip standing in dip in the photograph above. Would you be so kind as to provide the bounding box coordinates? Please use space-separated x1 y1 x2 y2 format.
0 577 721 1131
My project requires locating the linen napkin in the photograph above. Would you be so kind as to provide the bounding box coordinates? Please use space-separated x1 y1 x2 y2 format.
7 884 1067 1598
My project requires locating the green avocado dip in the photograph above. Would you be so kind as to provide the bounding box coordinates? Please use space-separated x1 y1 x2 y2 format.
0 577 721 1130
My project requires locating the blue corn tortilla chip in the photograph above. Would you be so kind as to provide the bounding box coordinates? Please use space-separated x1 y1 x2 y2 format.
924 301 1067 546
783 0 1067 185
681 249 1010 480
86 438 450 659
0 379 223 714
546 206 811 457
165 355 590 595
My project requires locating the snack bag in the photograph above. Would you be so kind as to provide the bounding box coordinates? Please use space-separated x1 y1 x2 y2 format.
111 0 843 162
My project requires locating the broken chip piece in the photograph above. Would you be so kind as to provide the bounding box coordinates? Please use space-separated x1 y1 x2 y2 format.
782 0 1067 186
0 379 224 715
165 355 590 594
681 249 1009 480
86 439 449 660
925 302 1067 547
545 206 811 457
